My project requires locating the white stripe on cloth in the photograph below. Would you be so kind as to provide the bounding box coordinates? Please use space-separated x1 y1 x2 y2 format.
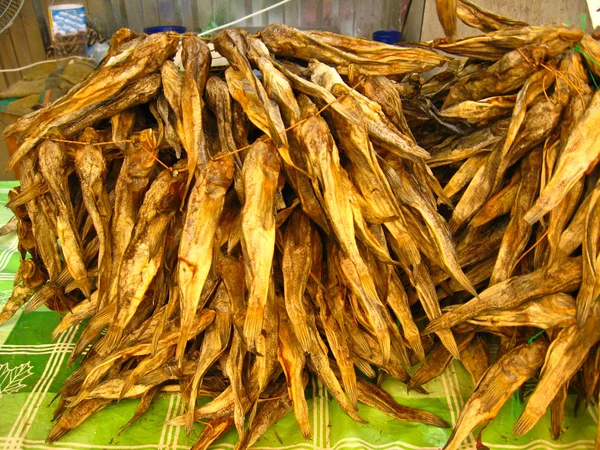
5 325 79 450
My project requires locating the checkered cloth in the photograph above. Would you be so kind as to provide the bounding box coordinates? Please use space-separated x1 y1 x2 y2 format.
0 181 596 450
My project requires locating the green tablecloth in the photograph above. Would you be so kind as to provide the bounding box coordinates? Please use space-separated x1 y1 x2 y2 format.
0 181 596 450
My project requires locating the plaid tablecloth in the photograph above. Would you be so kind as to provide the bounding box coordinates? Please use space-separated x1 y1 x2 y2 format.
0 181 596 450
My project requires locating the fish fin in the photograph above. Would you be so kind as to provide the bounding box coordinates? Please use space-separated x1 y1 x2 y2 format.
102 324 123 353
243 304 264 351
523 204 546 225
514 409 541 436
438 329 461 360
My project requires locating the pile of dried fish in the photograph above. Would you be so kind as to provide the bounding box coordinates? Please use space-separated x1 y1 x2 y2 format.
3 1 600 448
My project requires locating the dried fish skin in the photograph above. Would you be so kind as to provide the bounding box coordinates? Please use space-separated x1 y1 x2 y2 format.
18 153 62 282
436 0 458 41
6 32 180 170
463 293 577 329
424 257 582 334
39 136 90 298
514 305 600 436
443 341 548 450
177 157 234 366
62 74 161 138
104 162 188 351
433 24 583 61
241 140 281 350
525 90 600 224
443 45 547 109
261 24 448 76
457 0 527 32
180 35 211 194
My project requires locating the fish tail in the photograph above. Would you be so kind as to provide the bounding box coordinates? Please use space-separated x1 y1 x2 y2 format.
437 329 460 360
119 378 135 401
577 300 592 328
294 325 312 355
513 409 540 436
76 276 92 300
103 324 123 353
243 305 265 351
176 318 192 369
341 371 358 410
523 204 546 225
185 402 196 436
442 424 470 450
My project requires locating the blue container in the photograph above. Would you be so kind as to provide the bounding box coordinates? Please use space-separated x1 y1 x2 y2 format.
144 25 186 34
373 30 402 45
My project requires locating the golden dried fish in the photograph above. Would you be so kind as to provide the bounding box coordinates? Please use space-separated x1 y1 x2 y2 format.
104 162 187 350
361 75 414 141
356 374 450 427
434 24 583 61
281 209 313 352
514 305 600 435
424 257 582 334
185 284 232 433
436 0 457 40
443 340 548 450
525 91 600 224
470 170 521 227
443 153 489 200
177 158 234 365
39 134 90 298
443 45 547 109
457 0 527 32
180 34 211 194
408 331 474 391
62 74 161 138
576 183 600 326
310 60 429 161
460 335 489 386
462 293 576 329
240 140 280 349
6 32 180 169
261 24 449 76
0 285 34 326
490 147 542 284
47 398 112 443
384 157 476 296
234 381 294 450
110 110 136 151
74 135 112 302
440 94 516 124
214 30 296 171
277 300 310 439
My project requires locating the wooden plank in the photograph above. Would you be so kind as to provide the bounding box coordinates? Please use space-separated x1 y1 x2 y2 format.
179 0 195 31
322 0 338 29
403 0 425 41
110 0 127 30
251 0 266 26
8 13 33 67
0 31 22 85
353 0 381 38
214 0 232 27
338 0 355 35
283 0 300 27
20 0 47 63
158 0 178 25
141 0 161 28
267 0 284 25
123 0 145 32
195 0 214 30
